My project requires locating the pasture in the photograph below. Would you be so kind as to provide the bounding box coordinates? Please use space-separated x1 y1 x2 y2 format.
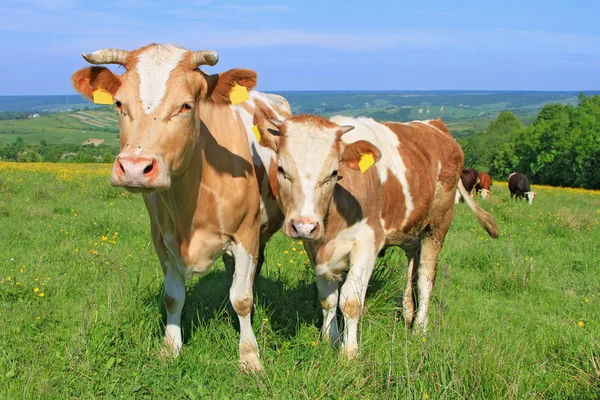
0 162 599 398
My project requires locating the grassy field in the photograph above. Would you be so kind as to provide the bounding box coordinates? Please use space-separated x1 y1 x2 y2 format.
0 109 118 146
1 163 599 398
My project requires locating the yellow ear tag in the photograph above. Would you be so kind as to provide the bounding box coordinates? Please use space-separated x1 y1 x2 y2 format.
252 125 261 141
92 88 113 105
230 82 250 105
358 153 375 173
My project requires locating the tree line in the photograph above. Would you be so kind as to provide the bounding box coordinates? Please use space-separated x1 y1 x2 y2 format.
460 93 600 189
0 137 119 163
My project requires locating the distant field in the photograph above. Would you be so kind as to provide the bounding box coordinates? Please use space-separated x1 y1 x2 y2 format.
0 109 118 146
0 91 593 144
1 163 599 398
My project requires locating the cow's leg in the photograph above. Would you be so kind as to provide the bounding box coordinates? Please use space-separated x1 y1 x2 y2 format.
161 260 186 357
304 241 340 343
315 272 340 344
455 189 461 204
413 236 442 334
402 248 420 328
229 242 261 371
339 248 377 359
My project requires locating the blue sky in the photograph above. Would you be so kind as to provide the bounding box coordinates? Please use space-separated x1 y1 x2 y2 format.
1 0 599 94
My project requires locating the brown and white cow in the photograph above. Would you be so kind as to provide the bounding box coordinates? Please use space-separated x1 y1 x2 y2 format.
257 115 498 358
455 167 479 203
475 171 492 199
71 44 290 371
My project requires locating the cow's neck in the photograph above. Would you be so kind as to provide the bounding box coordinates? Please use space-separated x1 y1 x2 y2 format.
148 102 249 268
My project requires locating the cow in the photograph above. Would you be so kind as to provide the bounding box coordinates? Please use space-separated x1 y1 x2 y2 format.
256 115 499 359
70 43 290 371
475 172 492 199
455 167 479 203
508 172 536 205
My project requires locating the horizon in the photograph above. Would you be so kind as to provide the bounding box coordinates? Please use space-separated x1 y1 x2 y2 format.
1 0 599 95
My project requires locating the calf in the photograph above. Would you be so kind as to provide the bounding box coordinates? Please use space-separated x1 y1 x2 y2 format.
257 115 498 358
508 172 536 205
476 172 492 199
71 44 290 371
455 167 479 203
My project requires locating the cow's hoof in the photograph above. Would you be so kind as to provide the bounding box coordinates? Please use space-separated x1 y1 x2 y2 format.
239 354 263 373
160 338 181 360
341 344 359 361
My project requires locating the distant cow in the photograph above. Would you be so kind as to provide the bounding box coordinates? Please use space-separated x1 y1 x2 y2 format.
508 172 536 204
475 172 492 199
257 115 499 359
455 168 479 203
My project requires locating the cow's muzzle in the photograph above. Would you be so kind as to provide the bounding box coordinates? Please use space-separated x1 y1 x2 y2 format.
110 155 170 191
288 217 321 239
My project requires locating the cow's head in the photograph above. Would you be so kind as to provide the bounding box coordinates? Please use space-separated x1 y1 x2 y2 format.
71 44 257 192
257 115 381 240
526 191 536 205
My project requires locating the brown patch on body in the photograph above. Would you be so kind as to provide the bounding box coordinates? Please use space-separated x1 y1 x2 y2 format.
341 297 361 319
164 294 177 312
233 297 253 317
288 114 338 129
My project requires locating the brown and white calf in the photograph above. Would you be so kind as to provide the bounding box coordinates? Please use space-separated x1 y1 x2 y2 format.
257 115 498 358
476 172 492 199
71 44 289 371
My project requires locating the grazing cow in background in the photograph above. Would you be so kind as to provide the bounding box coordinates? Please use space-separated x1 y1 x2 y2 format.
455 167 479 203
257 115 499 359
476 172 492 199
71 43 290 371
509 172 536 205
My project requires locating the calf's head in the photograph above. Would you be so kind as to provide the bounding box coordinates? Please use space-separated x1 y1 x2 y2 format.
258 115 381 240
71 44 256 192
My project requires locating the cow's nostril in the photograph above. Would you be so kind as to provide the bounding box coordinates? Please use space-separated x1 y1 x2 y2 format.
119 161 126 174
143 162 154 175
310 224 318 234
291 222 298 234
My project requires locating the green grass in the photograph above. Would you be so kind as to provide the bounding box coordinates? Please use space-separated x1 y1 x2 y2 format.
1 163 599 398
0 109 119 145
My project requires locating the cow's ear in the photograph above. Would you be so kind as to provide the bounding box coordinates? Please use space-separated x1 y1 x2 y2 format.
341 140 381 171
256 117 282 151
71 67 121 101
207 68 257 104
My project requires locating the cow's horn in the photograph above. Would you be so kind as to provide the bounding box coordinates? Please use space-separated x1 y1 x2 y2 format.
190 50 219 67
82 49 130 65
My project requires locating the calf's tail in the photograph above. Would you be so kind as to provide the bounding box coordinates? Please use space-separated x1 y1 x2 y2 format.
457 179 499 238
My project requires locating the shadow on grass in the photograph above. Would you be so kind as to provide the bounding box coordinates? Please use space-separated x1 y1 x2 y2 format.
142 253 408 345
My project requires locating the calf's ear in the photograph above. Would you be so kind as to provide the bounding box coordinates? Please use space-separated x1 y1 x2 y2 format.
255 117 282 151
341 140 381 171
71 67 121 101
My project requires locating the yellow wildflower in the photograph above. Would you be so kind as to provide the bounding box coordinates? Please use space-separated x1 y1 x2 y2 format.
34 287 40 293
578 321 585 327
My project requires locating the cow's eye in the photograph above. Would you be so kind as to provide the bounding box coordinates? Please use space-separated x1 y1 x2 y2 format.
179 103 192 115
114 100 122 109
277 166 290 181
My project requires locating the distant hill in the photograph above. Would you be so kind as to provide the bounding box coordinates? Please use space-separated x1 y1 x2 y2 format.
0 90 597 143
0 95 99 113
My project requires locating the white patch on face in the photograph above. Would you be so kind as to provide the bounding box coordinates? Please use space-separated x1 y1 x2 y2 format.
282 121 338 218
134 147 143 156
526 191 535 205
330 116 414 228
137 44 187 114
